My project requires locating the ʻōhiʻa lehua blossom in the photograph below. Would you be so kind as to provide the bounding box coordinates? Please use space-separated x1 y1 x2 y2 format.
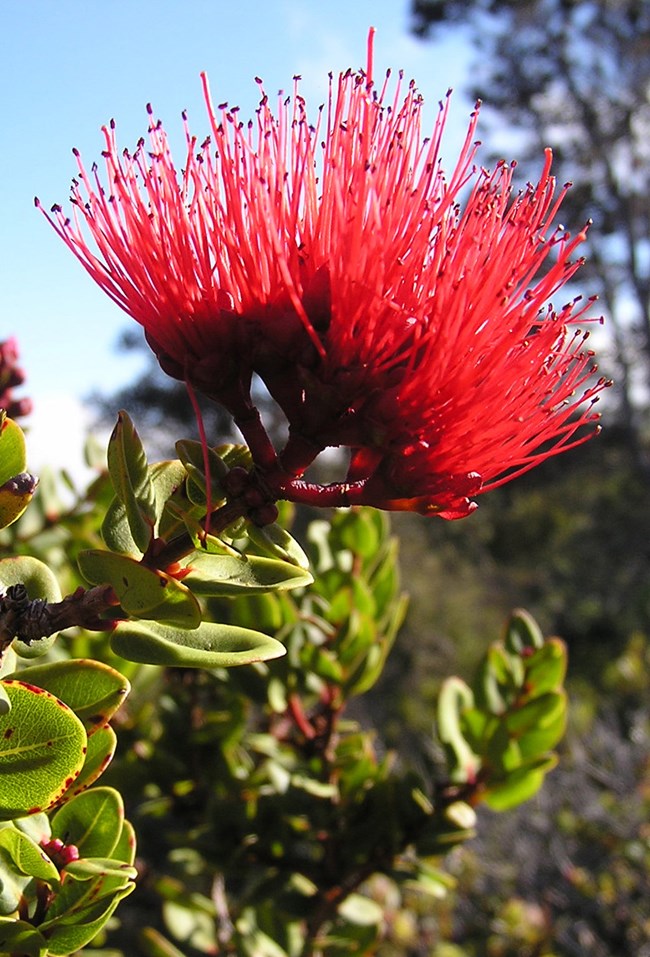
40 30 609 520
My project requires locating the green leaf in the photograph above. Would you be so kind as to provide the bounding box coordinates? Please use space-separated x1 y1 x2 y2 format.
0 416 27 486
176 439 228 510
0 556 61 658
503 608 544 655
302 645 344 683
246 522 310 569
112 819 136 866
0 842 34 915
515 699 567 761
336 510 382 561
337 893 383 926
176 439 229 481
40 884 135 955
344 595 406 696
0 918 48 957
0 681 87 818
78 550 201 626
184 552 312 596
504 691 566 737
405 861 455 900
24 795 135 951
13 812 50 847
106 411 156 553
523 638 567 696
63 857 137 881
476 643 525 714
150 459 192 521
103 459 188 555
0 826 60 883
61 724 117 798
484 723 521 773
50 787 124 859
111 619 286 668
162 899 218 954
6 659 129 732
483 756 558 811
437 677 481 784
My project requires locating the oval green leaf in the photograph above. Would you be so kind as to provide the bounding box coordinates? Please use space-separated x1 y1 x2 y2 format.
50 787 124 859
8 659 129 732
0 681 87 819
0 826 60 884
184 552 313 596
483 755 558 811
62 857 137 882
111 620 286 668
246 521 311 569
0 556 61 658
78 550 201 626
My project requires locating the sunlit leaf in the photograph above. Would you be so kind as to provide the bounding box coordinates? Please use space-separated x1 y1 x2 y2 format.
63 857 137 881
184 552 312 596
0 826 59 883
483 756 558 811
50 787 124 859
112 819 137 866
8 659 129 732
503 608 544 655
103 459 188 555
246 522 310 569
60 724 117 798
111 619 286 668
39 884 135 956
0 416 27 487
437 677 481 784
523 638 567 696
106 411 156 553
0 681 86 819
78 550 201 626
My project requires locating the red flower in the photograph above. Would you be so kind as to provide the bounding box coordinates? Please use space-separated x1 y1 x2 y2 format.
40 31 608 519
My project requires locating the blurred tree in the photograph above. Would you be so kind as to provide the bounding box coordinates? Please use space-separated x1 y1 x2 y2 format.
411 0 650 474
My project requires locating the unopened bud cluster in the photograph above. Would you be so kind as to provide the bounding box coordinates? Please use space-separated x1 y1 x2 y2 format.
0 338 32 420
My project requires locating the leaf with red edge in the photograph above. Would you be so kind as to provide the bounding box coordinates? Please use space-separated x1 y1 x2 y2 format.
58 725 117 799
7 659 129 733
0 681 87 819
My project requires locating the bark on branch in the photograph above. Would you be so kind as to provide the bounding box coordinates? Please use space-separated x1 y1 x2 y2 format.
0 583 119 654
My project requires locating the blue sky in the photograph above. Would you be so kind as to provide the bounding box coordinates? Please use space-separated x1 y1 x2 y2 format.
2 0 473 473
